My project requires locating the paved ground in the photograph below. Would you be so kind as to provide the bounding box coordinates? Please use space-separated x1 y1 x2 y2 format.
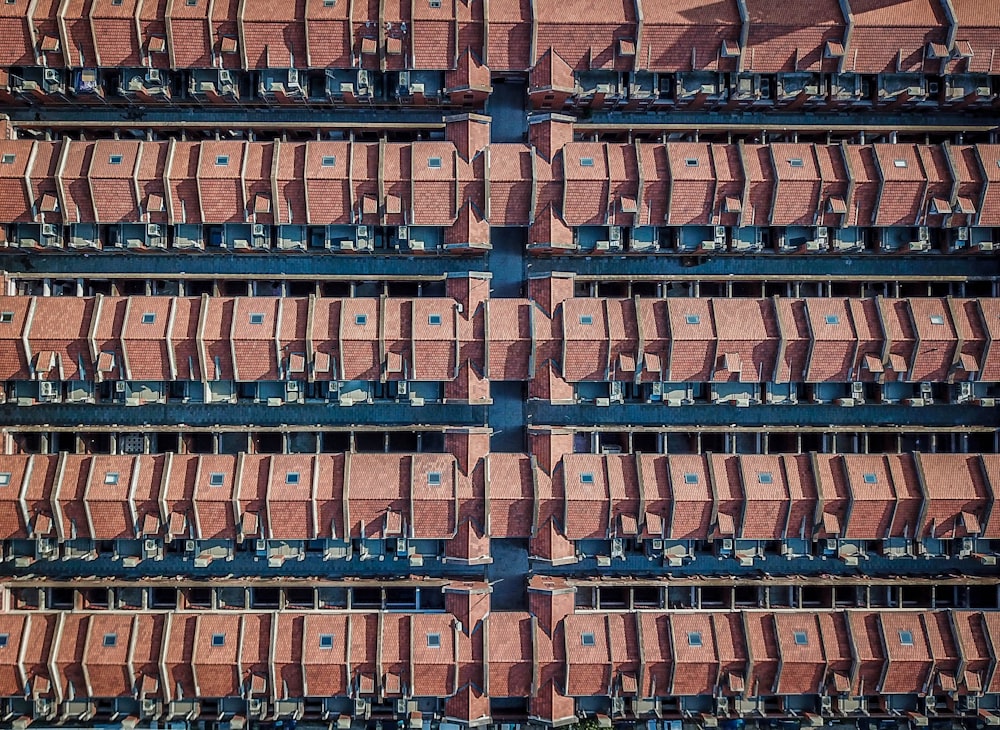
529 402 1000 428
0 402 490 428
487 81 528 143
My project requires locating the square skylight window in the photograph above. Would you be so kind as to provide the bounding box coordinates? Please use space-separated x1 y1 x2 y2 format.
893 159 907 168
684 158 699 167
249 313 265 325
103 633 117 647
142 313 156 324
429 0 441 7
0 635 7 648
929 314 945 325
579 315 594 325
324 0 335 5
209 472 225 487
580 157 595 167
215 155 229 166
428 313 442 326
105 472 119 485
683 473 699 485
211 633 226 647
286 472 300 485
788 158 804 168
899 630 914 646
109 154 123 165
428 472 442 486
825 314 840 325
1 154 15 164
758 472 773 484
428 157 442 169
0 312 12 324
862 473 877 484
355 314 368 326
687 631 702 647
685 314 700 325
0 473 9 487
580 472 595 485
319 634 334 649
321 155 336 167
186 0 197 4
581 632 596 646
426 633 441 648
793 631 808 646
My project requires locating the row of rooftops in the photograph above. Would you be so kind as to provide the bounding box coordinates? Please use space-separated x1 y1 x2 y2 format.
0 444 996 549
1 600 998 724
1 290 999 388
1 125 999 230
0 0 998 76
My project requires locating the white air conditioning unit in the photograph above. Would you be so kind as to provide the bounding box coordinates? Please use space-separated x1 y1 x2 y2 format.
255 539 267 552
960 537 974 556
715 697 729 715
45 69 60 81
817 226 829 240
395 699 407 714
651 539 663 550
851 382 863 398
184 540 196 552
918 226 930 241
395 538 408 556
252 223 266 237
959 382 972 400
714 225 726 244
219 70 233 84
39 381 56 397
248 698 264 715
651 382 663 398
611 538 624 558
353 698 369 717
820 696 833 714
825 538 837 551
285 381 299 393
397 380 408 395
115 381 127 393
146 224 161 237
287 68 299 86
721 538 733 550
41 223 58 237
609 226 621 242
957 226 970 241
37 538 55 556
144 538 158 553
141 698 159 716
358 70 371 87
920 382 932 399
611 697 625 715
609 381 623 401
397 226 408 240
147 69 161 83
979 240 995 251
357 226 371 238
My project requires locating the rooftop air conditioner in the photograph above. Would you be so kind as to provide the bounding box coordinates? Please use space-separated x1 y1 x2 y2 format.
817 226 829 240
141 698 159 716
957 226 970 241
721 538 734 550
144 538 158 553
396 699 407 715
353 698 368 717
287 68 299 87
45 69 60 81
357 226 371 239
41 223 58 237
146 69 161 83
611 538 624 558
609 226 621 242
115 381 127 393
651 382 663 398
255 539 267 552
651 539 663 550
39 381 56 397
219 70 233 85
285 380 299 393
147 224 161 237
397 380 408 396
252 223 266 237
851 382 864 398
820 696 833 714
959 382 972 401
918 226 930 241
714 225 726 243
611 697 625 715
397 226 409 240
960 537 974 556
